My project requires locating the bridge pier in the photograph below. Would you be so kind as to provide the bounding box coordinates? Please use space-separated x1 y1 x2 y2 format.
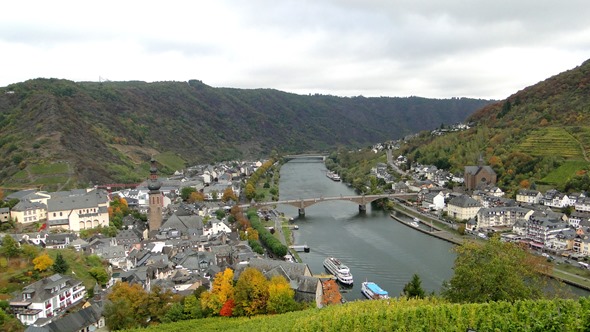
359 205 366 212
298 208 305 217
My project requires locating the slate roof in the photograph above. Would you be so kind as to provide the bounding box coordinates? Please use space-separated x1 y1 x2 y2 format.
12 199 47 212
448 195 481 208
24 304 103 332
236 258 310 280
5 189 38 201
160 214 204 233
464 165 496 176
47 189 107 212
13 274 83 303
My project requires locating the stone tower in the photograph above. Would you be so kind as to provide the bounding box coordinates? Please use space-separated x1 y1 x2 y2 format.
147 158 163 233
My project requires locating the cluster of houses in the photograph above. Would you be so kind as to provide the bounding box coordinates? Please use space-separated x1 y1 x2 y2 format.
381 154 590 258
2 159 332 330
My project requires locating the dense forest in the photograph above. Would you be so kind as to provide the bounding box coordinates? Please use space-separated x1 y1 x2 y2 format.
399 58 590 195
0 79 489 189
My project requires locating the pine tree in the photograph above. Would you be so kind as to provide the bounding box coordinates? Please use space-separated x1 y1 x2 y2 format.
53 253 69 274
402 274 425 299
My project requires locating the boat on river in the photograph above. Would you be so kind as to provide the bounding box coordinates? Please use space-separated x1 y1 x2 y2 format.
361 281 389 300
323 257 354 285
326 171 341 181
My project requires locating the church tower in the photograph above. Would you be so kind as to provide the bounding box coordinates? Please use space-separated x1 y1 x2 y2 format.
147 158 163 233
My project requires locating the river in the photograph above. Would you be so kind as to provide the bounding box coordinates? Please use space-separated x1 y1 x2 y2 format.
277 159 456 301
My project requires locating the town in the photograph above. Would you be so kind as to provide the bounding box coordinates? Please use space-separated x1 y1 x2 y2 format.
1 143 590 330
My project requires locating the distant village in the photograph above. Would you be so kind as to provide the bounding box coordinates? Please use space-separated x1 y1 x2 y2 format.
2 131 590 330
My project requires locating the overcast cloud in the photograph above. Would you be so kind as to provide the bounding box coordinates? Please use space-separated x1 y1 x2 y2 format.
1 0 589 99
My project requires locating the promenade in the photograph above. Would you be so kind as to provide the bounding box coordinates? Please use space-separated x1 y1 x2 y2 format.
391 203 590 292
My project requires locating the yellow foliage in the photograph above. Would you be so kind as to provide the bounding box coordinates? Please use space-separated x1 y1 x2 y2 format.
32 253 54 272
201 268 235 314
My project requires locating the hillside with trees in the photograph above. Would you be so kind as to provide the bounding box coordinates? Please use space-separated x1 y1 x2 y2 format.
0 79 490 190
399 58 590 195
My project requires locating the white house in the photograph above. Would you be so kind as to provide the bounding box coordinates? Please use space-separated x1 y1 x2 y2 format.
10 274 86 326
516 189 543 205
203 219 232 237
421 191 445 211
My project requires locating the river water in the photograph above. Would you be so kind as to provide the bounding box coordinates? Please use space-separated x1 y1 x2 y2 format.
277 159 456 301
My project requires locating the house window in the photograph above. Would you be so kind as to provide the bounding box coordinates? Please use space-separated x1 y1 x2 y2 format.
60 212 63 216
53 212 56 217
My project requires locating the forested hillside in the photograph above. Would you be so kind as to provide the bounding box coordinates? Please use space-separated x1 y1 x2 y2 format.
401 58 590 194
0 79 489 189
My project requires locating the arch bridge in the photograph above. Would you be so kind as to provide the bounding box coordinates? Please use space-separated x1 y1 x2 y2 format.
241 193 416 216
282 154 326 161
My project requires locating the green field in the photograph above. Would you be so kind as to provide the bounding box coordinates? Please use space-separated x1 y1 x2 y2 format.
29 162 69 175
570 126 590 158
520 127 585 159
32 176 70 186
12 170 28 179
155 151 186 172
541 160 589 185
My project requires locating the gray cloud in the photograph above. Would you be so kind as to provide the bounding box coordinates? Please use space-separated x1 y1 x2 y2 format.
0 0 589 98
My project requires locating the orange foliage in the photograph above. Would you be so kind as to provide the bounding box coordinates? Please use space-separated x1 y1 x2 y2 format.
220 299 235 317
201 268 235 315
519 179 531 189
488 156 502 167
539 118 549 126
321 279 342 305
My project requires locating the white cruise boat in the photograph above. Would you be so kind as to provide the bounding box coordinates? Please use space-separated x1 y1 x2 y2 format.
326 171 341 181
361 281 389 300
323 257 354 285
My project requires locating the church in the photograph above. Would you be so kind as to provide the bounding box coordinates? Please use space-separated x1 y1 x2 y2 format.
464 155 497 191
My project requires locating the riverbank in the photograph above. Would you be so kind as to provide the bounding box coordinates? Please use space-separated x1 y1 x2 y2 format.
390 214 464 245
391 204 590 292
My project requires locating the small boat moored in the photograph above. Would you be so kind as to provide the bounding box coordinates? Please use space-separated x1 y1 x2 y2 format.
326 171 342 181
361 281 389 300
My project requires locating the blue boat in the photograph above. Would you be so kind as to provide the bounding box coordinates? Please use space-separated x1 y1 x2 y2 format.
361 281 389 300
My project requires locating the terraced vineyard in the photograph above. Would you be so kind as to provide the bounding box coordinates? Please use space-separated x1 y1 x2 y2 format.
126 297 590 332
519 127 585 159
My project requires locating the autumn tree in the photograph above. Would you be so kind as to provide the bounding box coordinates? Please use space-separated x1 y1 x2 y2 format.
401 274 425 299
200 268 235 315
188 191 204 203
180 187 197 200
33 253 54 272
246 227 259 241
321 279 342 306
146 286 182 324
219 299 235 317
105 282 149 329
267 275 298 314
245 183 256 200
234 267 269 316
442 235 550 303
221 187 238 202
519 179 531 189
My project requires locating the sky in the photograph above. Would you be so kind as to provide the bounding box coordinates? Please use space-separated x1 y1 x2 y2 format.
1 1 590 99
